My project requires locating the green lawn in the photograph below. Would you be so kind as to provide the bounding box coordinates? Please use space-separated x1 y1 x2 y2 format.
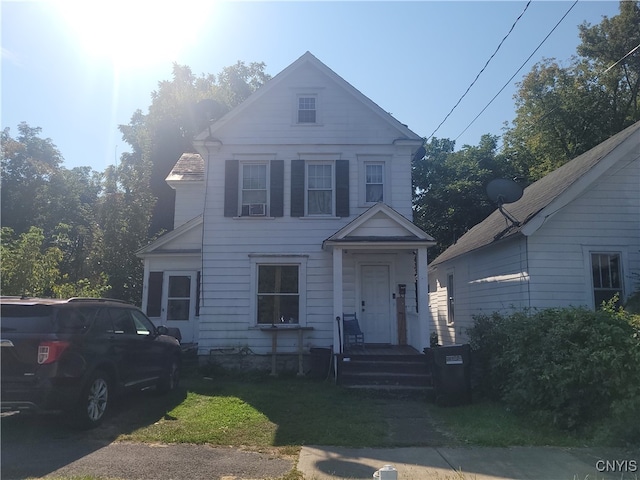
112 373 590 449
118 375 388 447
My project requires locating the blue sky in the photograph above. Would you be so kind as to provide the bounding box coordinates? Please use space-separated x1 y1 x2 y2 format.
2 1 621 171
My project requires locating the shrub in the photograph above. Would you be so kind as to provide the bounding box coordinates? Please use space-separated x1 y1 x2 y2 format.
468 306 640 433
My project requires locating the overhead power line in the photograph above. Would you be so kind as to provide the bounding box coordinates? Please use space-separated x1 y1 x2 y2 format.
602 42 640 74
426 0 532 142
454 0 580 142
522 40 640 133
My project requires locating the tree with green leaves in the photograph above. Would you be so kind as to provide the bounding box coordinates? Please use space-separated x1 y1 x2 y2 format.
121 61 271 235
1 123 107 294
1 123 64 235
503 1 639 181
1 227 62 297
413 135 517 257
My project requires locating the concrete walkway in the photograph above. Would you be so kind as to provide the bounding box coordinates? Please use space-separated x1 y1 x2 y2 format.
298 445 639 480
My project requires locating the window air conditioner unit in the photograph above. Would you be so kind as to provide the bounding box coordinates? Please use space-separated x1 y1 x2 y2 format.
248 203 266 216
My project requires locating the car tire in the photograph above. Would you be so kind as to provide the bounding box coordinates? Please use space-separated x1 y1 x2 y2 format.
157 358 180 394
74 370 110 429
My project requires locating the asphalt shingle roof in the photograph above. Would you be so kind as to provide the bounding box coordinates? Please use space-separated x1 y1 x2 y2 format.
431 121 640 266
166 153 205 182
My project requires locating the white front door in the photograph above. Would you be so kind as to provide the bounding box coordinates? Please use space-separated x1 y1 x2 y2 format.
162 271 198 343
360 265 391 344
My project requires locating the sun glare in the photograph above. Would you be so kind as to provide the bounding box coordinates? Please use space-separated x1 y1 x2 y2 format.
55 0 212 69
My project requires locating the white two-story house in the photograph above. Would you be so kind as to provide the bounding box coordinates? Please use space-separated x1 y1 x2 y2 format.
137 52 435 369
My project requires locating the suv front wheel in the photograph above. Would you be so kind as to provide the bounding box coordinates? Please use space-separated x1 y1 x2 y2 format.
75 370 110 429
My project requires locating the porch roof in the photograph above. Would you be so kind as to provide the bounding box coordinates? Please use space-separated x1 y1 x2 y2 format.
323 203 435 250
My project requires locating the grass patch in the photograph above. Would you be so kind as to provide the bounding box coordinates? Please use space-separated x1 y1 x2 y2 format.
430 401 590 447
118 375 388 447
112 372 595 449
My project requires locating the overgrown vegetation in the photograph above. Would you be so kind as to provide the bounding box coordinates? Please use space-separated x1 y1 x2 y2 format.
467 303 640 444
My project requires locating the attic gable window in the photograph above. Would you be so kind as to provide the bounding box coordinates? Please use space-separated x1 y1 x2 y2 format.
297 95 316 123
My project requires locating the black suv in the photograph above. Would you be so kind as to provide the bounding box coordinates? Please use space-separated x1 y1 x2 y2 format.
1 297 181 428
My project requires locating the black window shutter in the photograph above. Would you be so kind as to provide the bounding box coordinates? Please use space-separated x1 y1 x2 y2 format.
290 160 305 217
224 160 239 217
270 160 284 217
147 272 163 317
195 271 201 317
335 160 349 218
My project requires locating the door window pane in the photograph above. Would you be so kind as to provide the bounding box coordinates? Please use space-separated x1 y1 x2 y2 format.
167 275 191 321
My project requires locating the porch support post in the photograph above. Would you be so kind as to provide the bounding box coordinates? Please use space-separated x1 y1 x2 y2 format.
332 246 343 357
417 246 430 351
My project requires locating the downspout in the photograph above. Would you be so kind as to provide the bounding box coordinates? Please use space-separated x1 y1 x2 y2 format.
199 137 213 351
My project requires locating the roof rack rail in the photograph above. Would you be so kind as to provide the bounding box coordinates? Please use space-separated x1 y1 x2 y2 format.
67 297 131 305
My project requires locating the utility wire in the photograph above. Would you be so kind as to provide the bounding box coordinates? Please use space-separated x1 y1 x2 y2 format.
602 42 640 74
515 42 640 132
425 0 532 142
454 0 580 141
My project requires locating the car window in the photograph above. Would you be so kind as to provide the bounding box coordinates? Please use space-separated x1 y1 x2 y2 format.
56 307 97 333
109 308 136 335
92 308 115 334
130 310 154 336
0 305 54 333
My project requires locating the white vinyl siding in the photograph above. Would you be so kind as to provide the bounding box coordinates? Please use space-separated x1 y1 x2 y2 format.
429 149 639 345
192 58 424 355
527 153 639 309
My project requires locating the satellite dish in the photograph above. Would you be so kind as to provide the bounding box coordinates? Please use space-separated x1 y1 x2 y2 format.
486 178 523 205
486 178 523 227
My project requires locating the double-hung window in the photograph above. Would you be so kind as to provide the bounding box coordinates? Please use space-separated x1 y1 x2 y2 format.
241 164 267 216
591 252 623 308
297 96 316 124
365 163 384 202
307 163 333 215
257 265 299 324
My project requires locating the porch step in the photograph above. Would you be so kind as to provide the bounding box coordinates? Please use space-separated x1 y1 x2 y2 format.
338 354 433 391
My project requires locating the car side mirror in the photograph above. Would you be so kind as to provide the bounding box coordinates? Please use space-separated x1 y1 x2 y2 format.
156 325 169 336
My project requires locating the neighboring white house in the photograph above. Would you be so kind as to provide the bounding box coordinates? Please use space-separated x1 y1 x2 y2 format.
137 52 435 367
429 120 640 345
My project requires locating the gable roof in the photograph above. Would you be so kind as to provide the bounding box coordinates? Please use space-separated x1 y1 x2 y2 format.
194 51 422 144
323 203 435 250
431 120 640 266
166 153 204 183
136 215 203 257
